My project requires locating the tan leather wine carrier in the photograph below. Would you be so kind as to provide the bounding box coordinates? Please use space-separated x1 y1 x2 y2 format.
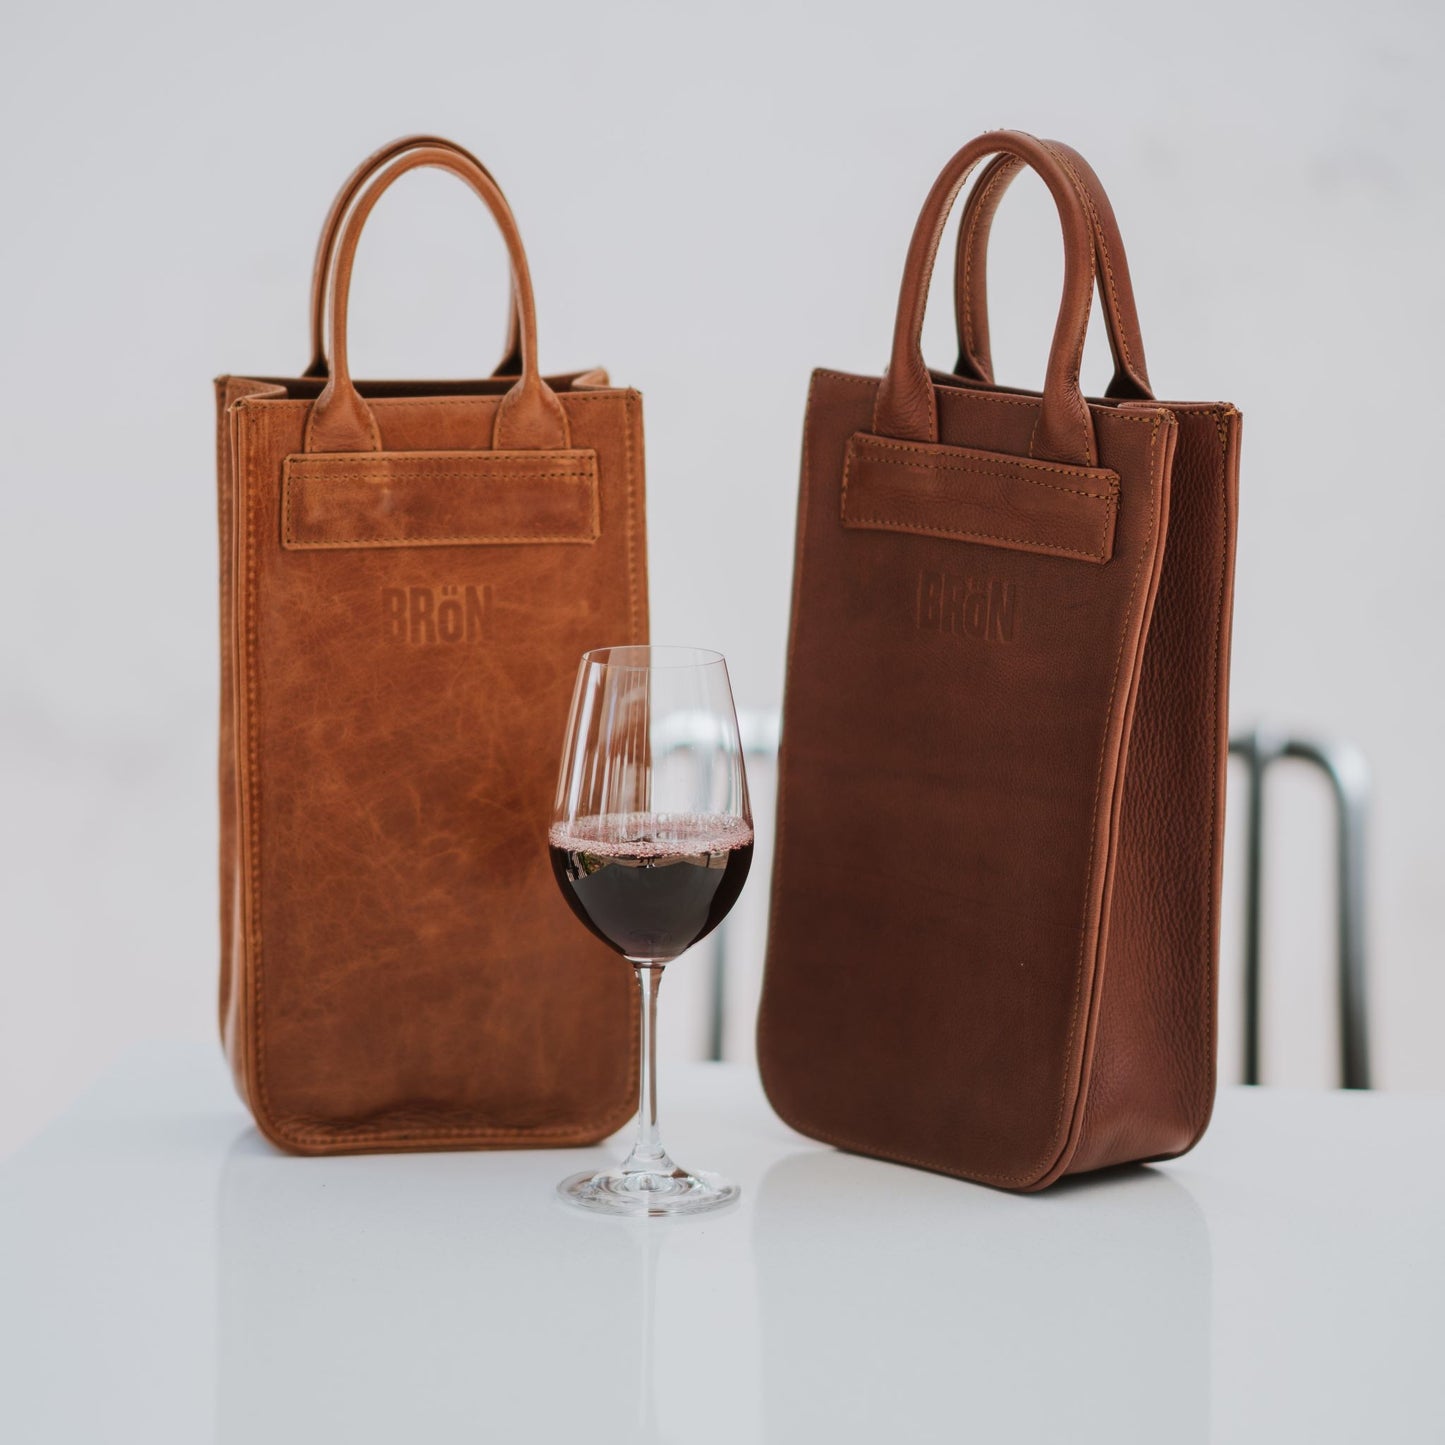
217 137 647 1153
759 131 1240 1190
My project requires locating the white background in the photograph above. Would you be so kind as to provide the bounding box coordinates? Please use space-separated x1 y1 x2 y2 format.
2 0 1441 1152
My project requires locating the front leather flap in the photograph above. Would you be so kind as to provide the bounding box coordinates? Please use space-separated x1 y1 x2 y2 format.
282 448 599 550
841 432 1118 564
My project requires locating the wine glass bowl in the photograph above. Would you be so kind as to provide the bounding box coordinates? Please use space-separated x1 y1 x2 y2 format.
550 645 752 1217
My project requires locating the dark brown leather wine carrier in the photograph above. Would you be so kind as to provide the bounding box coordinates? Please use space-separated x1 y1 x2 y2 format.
216 137 647 1153
758 131 1240 1190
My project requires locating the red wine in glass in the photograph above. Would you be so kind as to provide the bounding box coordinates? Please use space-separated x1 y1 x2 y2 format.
550 644 753 1217
548 812 753 963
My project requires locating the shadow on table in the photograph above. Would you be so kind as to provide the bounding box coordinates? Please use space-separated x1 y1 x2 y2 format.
216 1128 652 1442
752 1150 1211 1443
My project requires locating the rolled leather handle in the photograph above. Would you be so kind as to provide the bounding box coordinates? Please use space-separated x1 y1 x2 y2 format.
872 132 1098 462
305 146 569 453
874 130 1100 467
952 140 1152 400
303 134 523 380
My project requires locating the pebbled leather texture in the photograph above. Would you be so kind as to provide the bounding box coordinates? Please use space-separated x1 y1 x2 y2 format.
758 132 1240 1191
216 140 647 1155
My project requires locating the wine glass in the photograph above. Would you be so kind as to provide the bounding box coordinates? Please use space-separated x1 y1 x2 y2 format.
549 645 753 1217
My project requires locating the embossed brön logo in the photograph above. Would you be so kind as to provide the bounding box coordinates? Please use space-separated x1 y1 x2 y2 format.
916 571 1017 643
383 585 493 644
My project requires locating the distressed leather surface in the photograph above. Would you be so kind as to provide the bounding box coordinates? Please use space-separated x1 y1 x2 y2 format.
759 132 1239 1190
280 448 601 550
217 140 646 1155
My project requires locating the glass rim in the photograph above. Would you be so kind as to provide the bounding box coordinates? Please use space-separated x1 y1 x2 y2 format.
580 644 726 671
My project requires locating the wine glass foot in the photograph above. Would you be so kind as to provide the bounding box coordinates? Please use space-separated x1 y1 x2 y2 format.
557 1165 740 1218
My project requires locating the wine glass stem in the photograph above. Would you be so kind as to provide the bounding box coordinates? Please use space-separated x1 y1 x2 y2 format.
624 962 670 1173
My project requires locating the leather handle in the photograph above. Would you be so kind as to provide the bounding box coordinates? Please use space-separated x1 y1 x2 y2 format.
874 131 1099 466
306 147 569 454
952 141 1152 401
303 135 522 380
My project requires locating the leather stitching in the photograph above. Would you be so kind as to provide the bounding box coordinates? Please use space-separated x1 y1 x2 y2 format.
1041 141 1135 375
1021 139 1098 466
619 387 644 1097
246 389 629 423
959 159 1015 371
760 397 1167 1186
336 393 624 410
883 153 988 441
840 436 1117 562
242 410 266 1127
286 535 598 548
622 389 643 640
850 435 1119 493
1198 407 1231 1132
290 471 590 479
957 143 1148 394
1179 404 1234 1153
236 396 639 1148
281 466 599 548
1035 410 1163 1184
841 514 1108 563
216 384 232 1038
757 369 818 1133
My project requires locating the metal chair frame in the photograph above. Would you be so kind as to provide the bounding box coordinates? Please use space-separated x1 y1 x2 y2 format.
1229 731 1371 1088
699 713 1371 1088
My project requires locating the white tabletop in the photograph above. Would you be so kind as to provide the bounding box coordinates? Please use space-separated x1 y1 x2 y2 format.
1 1044 1441 1443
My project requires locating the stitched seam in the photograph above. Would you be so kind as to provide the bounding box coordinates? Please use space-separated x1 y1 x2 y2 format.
757 369 819 1113
860 432 1117 481
853 436 1119 493
617 388 644 1101
282 464 598 548
929 158 989 431
764 406 1164 1186
246 399 631 1147
898 156 989 441
1039 412 1163 1183
287 392 629 411
808 367 1159 436
1196 407 1232 1132
370 396 602 409
960 159 1015 366
816 369 1044 411
840 435 1116 560
216 385 234 1038
295 446 596 464
622 390 642 639
271 1122 619 1143
817 369 890 390
1032 298 1095 467
1043 141 1134 374
810 367 1160 423
857 470 1112 503
286 534 598 548
589 429 602 539
952 143 1152 401
242 413 267 1127
293 471 592 481
842 514 1107 563
1024 145 1097 464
